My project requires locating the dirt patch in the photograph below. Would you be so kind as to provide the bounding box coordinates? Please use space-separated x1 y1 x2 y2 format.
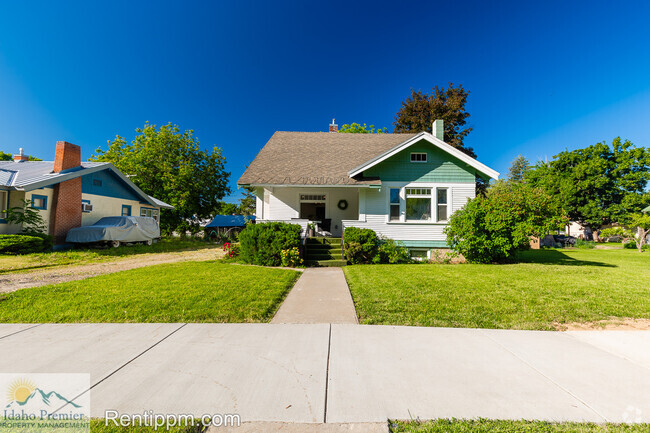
554 317 650 331
0 247 224 293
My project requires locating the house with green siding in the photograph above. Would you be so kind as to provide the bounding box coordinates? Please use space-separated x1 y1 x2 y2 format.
238 120 499 259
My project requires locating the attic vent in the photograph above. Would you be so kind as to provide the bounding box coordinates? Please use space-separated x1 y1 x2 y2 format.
93 179 102 187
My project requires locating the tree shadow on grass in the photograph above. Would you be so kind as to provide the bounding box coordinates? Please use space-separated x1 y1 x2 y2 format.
515 249 617 268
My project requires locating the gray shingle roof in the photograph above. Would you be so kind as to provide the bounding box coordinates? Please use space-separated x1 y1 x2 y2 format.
0 161 107 188
237 131 418 186
0 160 174 210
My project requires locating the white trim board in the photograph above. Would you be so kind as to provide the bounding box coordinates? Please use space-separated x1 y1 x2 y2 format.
348 132 500 180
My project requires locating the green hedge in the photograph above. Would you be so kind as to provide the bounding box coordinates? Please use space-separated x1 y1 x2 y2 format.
238 222 302 266
343 227 409 264
0 234 53 254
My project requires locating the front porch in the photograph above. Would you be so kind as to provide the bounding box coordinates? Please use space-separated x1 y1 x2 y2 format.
255 186 362 237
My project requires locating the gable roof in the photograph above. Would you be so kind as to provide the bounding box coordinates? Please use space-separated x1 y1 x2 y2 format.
238 131 499 187
348 132 499 180
238 131 417 186
643 205 650 213
0 160 173 209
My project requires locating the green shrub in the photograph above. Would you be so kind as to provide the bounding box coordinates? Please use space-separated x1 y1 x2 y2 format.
445 181 565 264
373 237 410 264
238 222 301 266
343 227 378 264
624 241 649 251
575 239 596 249
0 234 52 254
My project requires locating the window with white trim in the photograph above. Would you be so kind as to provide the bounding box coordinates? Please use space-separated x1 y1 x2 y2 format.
437 188 448 222
410 152 427 162
389 188 400 221
140 207 159 222
405 188 431 221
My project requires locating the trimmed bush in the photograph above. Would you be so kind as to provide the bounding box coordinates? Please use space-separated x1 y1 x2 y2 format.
343 227 379 264
373 237 410 264
238 222 301 266
0 234 52 254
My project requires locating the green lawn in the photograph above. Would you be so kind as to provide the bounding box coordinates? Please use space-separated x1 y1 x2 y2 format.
392 419 649 432
0 238 217 274
0 262 299 322
90 420 198 432
344 249 650 330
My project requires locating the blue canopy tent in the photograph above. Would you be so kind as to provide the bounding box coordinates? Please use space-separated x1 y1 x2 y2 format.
205 215 255 240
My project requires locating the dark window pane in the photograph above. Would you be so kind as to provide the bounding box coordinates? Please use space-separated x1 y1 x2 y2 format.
390 188 400 204
390 204 400 221
437 188 447 205
406 197 431 221
438 205 447 221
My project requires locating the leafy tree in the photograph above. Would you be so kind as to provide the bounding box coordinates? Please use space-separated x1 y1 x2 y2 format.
393 83 475 158
527 138 650 239
5 199 47 234
508 155 530 182
445 180 566 263
602 214 650 253
91 122 230 235
339 123 387 134
216 201 239 215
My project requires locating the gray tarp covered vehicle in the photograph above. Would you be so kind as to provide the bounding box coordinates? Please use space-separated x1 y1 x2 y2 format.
66 216 160 246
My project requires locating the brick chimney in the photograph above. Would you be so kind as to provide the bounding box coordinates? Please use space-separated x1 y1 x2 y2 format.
53 141 81 172
329 118 338 133
50 141 82 244
13 148 29 162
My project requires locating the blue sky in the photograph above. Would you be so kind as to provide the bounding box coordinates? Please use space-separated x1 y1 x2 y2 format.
1 1 649 202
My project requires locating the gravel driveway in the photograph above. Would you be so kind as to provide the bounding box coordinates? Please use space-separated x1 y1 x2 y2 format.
0 247 223 293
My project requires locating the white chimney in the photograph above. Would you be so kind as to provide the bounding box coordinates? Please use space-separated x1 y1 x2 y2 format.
432 119 444 141
13 148 29 162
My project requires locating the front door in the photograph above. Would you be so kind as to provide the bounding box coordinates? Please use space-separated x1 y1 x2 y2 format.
299 202 325 220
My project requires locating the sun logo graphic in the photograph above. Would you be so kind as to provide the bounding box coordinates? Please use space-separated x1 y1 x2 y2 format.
7 377 37 405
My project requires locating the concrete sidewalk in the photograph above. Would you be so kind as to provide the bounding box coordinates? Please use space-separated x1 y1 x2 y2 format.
271 268 358 324
0 324 649 425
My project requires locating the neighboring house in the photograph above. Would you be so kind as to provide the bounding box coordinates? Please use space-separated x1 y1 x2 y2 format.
0 141 173 244
565 221 588 239
238 120 499 258
205 215 255 238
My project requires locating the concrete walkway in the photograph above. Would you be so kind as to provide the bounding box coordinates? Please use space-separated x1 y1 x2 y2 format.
271 268 358 324
0 324 649 426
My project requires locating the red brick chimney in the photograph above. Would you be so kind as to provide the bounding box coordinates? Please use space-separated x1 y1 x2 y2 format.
13 148 29 162
329 118 338 133
53 141 81 172
50 141 82 244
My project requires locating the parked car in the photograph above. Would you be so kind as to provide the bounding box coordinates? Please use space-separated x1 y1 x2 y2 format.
66 216 160 247
552 234 577 247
